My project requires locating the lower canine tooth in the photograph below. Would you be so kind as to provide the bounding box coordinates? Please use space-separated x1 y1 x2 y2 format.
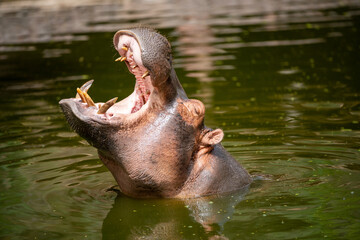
76 88 86 102
115 57 122 62
83 91 96 107
97 97 118 114
120 57 127 62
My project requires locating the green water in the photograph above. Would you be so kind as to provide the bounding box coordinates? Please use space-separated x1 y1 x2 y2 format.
1 0 359 239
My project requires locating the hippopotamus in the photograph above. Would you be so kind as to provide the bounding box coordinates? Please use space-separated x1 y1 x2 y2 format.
59 27 252 198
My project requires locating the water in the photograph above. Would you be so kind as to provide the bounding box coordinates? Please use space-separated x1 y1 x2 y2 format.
1 0 359 239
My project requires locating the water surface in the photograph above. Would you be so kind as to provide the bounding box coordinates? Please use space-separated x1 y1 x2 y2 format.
1 0 359 239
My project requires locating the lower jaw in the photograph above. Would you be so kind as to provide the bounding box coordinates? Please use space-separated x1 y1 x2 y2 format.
72 78 153 118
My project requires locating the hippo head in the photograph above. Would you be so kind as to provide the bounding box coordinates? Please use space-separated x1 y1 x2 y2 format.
59 28 251 198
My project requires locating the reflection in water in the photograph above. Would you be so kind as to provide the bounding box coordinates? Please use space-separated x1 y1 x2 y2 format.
172 0 219 109
2 0 359 44
173 0 231 82
102 187 249 239
185 188 249 233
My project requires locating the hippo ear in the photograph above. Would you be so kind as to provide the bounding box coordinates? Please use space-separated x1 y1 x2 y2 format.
202 129 224 146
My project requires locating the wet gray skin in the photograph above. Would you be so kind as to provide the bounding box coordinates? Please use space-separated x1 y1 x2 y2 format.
59 27 252 198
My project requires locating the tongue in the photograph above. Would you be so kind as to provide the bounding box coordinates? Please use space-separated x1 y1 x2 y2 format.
131 102 142 113
131 76 152 113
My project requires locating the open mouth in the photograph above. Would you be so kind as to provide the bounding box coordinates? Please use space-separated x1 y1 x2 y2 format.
72 33 153 120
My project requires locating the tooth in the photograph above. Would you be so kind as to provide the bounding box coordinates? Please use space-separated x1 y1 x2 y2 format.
116 56 127 62
142 71 149 78
83 91 96 107
76 88 86 102
131 65 138 69
80 79 94 92
76 80 94 98
97 97 118 114
122 46 128 51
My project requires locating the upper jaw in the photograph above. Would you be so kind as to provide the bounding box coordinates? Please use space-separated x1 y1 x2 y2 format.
114 30 154 113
